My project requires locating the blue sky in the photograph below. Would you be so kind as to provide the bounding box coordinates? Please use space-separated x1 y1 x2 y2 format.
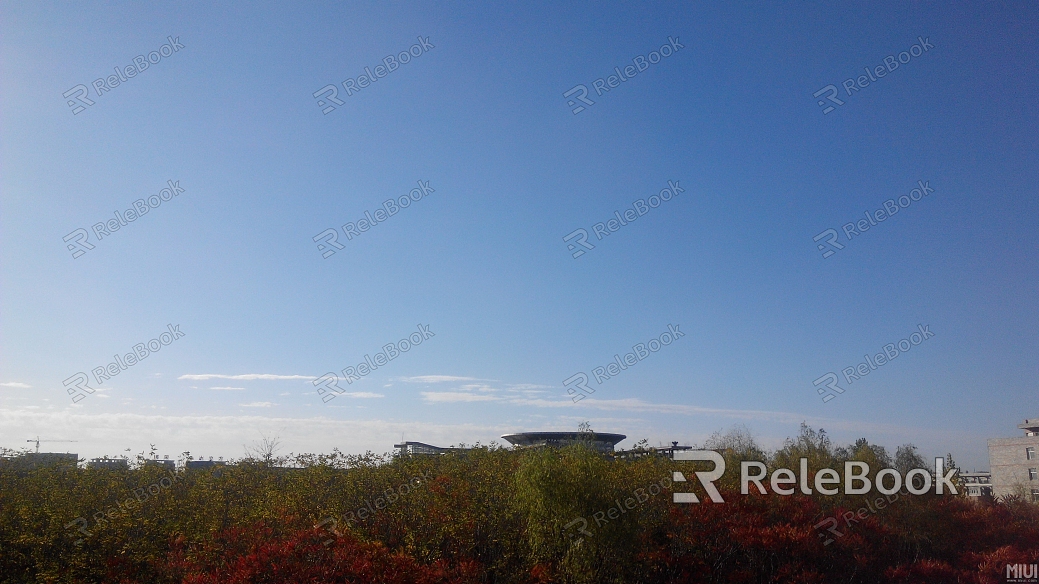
1 2 1036 469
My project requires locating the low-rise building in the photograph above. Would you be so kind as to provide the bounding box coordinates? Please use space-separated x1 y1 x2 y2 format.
87 457 129 470
615 441 693 460
394 441 467 457
988 418 1039 501
186 458 226 471
960 471 992 498
144 457 176 470
0 452 79 469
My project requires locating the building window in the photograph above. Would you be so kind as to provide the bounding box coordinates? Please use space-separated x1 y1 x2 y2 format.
1028 447 1037 460
1033 489 1039 503
1030 468 1038 481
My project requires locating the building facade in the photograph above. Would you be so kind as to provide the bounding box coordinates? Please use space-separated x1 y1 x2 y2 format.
988 418 1039 501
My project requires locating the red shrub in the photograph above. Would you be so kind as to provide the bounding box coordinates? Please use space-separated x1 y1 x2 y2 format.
163 522 481 584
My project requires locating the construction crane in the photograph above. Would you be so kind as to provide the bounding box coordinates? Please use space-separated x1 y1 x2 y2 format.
26 437 78 454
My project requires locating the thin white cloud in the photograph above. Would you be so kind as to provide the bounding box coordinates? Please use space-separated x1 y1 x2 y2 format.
458 384 501 393
179 374 317 381
240 402 274 408
507 396 914 435
209 386 245 391
0 382 31 388
421 392 501 403
0 408 513 460
341 392 384 398
399 375 488 384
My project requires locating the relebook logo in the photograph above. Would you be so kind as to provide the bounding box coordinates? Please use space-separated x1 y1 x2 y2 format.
670 451 958 503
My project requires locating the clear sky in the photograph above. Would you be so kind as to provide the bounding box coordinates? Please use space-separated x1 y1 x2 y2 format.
1 2 1036 470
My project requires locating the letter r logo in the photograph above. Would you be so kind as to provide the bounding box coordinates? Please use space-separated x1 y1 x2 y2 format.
813 229 844 258
813 516 843 545
314 517 340 546
673 450 725 503
813 372 844 402
313 229 345 258
63 372 94 403
313 85 345 114
313 373 346 402
563 229 595 258
563 85 594 114
63 229 95 259
562 517 592 544
63 85 95 115
563 372 594 402
813 85 845 114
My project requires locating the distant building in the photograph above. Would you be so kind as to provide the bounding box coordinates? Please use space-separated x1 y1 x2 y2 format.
394 441 468 457
961 471 992 498
615 441 693 460
0 452 78 469
186 459 226 471
988 418 1039 501
144 457 176 470
501 431 626 453
87 457 129 470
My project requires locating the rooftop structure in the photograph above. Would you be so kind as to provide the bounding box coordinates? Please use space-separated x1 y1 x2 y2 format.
500 431 626 453
1019 418 1039 436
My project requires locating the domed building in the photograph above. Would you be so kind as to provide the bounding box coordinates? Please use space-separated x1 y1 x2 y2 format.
500 431 626 453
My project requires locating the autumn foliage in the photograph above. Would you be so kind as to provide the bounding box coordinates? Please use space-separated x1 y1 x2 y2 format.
159 521 480 584
0 428 1037 583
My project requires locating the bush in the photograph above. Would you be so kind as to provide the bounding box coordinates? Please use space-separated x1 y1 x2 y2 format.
1 435 1037 583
